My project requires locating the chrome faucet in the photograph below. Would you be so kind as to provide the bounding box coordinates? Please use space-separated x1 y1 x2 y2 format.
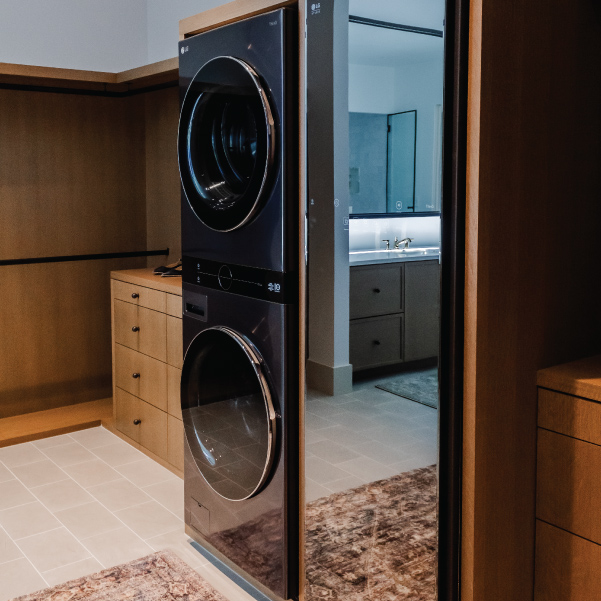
394 237 414 249
382 239 390 250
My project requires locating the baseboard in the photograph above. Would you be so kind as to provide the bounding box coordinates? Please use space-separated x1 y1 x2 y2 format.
306 360 353 396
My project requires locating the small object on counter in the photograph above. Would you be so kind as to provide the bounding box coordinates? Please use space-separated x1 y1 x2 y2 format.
161 264 182 277
153 259 181 276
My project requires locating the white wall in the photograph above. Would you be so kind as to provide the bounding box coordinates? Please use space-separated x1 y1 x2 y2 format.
0 0 148 72
146 0 226 64
348 64 396 113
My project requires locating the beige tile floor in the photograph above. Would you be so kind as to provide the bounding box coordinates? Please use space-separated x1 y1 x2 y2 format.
0 427 255 601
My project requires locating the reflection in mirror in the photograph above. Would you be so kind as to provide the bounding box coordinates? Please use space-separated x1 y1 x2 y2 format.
305 0 444 599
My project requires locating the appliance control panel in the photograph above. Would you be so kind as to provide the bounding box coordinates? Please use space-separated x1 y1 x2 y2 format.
183 256 297 304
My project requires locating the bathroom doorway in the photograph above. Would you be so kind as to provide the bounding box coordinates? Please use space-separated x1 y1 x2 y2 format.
303 0 466 598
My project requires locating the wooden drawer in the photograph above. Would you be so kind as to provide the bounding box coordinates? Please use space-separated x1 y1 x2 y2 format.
167 365 182 419
535 520 601 601
538 388 601 445
168 415 184 471
115 388 167 461
167 316 183 369
537 428 601 544
114 344 167 411
114 299 166 361
113 279 166 313
350 264 403 319
166 293 182 318
350 314 403 371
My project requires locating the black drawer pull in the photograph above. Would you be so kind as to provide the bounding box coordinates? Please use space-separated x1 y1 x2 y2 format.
131 293 139 299
133 419 141 425
132 326 140 332
373 288 381 293
132 373 140 379
373 340 381 346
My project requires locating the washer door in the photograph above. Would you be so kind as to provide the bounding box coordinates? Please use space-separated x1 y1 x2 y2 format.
181 327 277 501
178 56 276 232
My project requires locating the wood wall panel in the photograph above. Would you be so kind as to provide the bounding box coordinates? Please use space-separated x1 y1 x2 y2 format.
0 89 146 260
463 0 601 599
144 87 181 267
0 257 145 419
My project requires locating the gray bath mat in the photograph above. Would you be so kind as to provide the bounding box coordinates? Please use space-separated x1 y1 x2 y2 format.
376 368 438 409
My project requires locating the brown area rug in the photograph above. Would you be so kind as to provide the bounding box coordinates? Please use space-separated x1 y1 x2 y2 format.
11 550 227 601
306 464 437 601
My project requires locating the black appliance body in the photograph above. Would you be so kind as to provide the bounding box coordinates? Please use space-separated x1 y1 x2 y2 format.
178 9 297 273
179 10 298 601
181 284 298 601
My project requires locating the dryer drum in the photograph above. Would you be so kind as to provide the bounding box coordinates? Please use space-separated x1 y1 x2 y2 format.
180 326 277 502
178 56 277 232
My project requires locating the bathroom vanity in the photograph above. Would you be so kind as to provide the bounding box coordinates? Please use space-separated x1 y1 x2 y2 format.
349 254 440 371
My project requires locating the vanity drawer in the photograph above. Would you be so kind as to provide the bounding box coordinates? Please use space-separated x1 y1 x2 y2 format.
167 316 183 369
114 344 167 411
167 365 182 419
166 293 182 318
113 279 166 313
350 264 403 319
350 314 403 370
168 415 184 472
537 428 601 544
115 388 168 461
114 300 166 361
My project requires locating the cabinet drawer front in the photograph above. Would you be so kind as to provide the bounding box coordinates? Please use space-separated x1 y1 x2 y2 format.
537 428 601 544
350 315 403 371
168 415 184 471
166 316 183 369
115 344 167 411
535 520 601 601
138 398 168 461
113 279 166 313
350 264 403 319
538 388 601 445
167 365 182 419
166 293 182 318
114 300 166 361
115 387 141 443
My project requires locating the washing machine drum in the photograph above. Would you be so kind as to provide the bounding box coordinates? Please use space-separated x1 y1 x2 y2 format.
181 327 277 501
178 56 277 232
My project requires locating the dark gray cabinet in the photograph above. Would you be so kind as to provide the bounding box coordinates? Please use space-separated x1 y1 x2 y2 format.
349 260 439 371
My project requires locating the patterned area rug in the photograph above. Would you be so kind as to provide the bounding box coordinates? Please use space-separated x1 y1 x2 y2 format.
306 464 437 601
11 550 227 601
376 368 438 409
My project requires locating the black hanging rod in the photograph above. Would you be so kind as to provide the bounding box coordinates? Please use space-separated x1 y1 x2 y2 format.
0 248 169 267
349 15 444 38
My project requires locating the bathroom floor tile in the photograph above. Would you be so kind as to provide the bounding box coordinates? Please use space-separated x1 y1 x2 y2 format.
42 557 104 587
142 479 184 519
306 440 361 464
0 443 46 468
0 501 61 540
68 427 120 449
10 460 68 488
32 433 75 450
0 558 47 601
0 479 36 510
87 478 151 512
115 459 178 488
305 456 352 486
147 529 206 569
0 527 23 564
62 459 122 489
91 441 144 467
80 526 153 568
115 501 183 540
30 478 94 513
55 501 123 540
335 456 400 482
40 442 97 467
17 527 91 573
0 463 14 484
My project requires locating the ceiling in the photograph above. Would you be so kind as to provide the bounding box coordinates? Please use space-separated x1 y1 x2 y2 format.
348 0 445 67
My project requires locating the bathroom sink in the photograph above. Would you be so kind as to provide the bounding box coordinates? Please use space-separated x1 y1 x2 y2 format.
349 247 440 263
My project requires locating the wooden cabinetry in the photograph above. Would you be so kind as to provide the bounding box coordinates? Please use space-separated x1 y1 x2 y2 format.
111 269 183 474
535 356 601 601
349 259 439 371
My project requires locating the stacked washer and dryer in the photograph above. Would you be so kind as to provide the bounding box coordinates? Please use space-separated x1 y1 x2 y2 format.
177 10 299 601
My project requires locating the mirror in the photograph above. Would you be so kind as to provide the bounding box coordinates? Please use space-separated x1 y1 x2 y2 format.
348 14 444 216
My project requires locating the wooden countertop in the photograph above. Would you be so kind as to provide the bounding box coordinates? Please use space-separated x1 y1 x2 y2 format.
111 268 182 296
537 355 601 402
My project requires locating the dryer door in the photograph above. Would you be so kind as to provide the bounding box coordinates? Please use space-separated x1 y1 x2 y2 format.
178 56 276 232
181 326 277 502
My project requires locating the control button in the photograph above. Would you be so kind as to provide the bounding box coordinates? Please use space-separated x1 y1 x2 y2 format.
218 265 233 290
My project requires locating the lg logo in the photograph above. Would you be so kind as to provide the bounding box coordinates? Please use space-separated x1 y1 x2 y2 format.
311 3 321 15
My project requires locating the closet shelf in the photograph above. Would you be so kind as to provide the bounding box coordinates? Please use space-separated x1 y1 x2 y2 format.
0 57 178 93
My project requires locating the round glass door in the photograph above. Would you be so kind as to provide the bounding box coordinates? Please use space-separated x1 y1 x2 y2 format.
178 56 276 232
181 327 277 501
